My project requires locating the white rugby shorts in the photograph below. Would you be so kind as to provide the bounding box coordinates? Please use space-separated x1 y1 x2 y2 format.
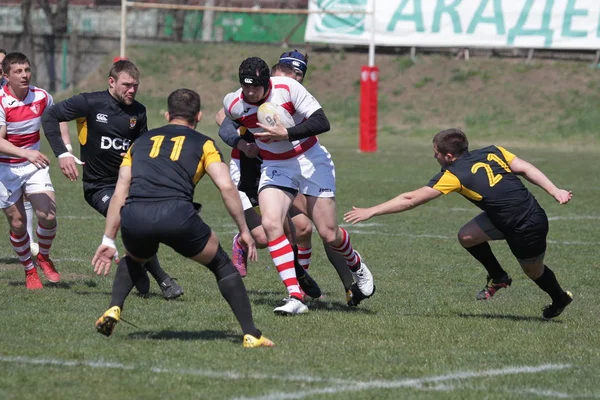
258 143 336 198
229 158 255 211
0 163 54 209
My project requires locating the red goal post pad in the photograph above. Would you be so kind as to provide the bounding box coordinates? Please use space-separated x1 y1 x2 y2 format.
359 65 379 153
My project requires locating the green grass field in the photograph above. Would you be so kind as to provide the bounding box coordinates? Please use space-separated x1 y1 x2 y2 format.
1 43 599 399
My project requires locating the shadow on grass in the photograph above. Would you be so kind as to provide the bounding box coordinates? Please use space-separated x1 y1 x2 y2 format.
127 329 239 343
0 258 20 265
247 289 376 314
73 291 167 299
457 312 561 323
8 280 73 289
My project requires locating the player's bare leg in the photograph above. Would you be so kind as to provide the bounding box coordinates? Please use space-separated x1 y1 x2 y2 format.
517 255 573 319
307 196 374 298
28 191 60 283
259 187 307 314
458 214 511 300
4 197 41 289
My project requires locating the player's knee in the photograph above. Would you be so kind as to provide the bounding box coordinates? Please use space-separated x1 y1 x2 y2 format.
8 217 26 233
319 228 338 246
206 245 236 280
38 212 56 225
260 214 282 236
251 227 268 249
293 219 313 239
457 228 475 247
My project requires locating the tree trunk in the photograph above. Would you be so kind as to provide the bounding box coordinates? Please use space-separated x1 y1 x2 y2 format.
36 0 69 91
18 0 37 69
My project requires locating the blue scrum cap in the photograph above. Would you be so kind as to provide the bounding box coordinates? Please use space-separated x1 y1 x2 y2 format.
279 50 308 75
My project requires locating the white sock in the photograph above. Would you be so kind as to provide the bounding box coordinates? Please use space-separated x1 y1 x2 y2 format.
24 201 34 243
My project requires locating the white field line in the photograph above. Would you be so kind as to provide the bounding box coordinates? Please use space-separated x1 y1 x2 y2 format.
57 215 103 220
0 354 353 385
0 356 573 399
55 214 599 222
466 384 600 399
548 216 600 221
234 364 572 400
347 230 600 246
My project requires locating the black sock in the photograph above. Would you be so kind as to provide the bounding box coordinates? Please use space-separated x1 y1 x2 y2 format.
464 242 506 280
144 255 170 284
217 272 261 337
324 243 354 291
292 244 306 279
206 246 261 337
533 265 565 303
109 256 142 309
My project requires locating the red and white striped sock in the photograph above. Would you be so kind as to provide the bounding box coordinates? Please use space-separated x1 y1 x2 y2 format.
330 227 361 271
297 246 312 270
36 223 57 259
268 235 302 299
9 231 34 271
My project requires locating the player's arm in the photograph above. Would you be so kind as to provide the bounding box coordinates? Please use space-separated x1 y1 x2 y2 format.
42 96 86 180
92 165 131 276
344 186 443 224
255 108 329 142
509 156 572 204
59 122 73 153
0 124 50 169
42 94 89 157
217 111 243 147
206 159 258 262
218 108 259 158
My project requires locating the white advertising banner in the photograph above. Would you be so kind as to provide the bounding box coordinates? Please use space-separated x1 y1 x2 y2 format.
305 0 600 49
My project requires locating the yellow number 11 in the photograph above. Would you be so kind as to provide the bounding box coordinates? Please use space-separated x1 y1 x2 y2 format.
149 135 186 161
471 153 511 187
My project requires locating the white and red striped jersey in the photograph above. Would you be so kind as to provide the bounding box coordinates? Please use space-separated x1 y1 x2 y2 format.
0 85 53 165
223 76 322 161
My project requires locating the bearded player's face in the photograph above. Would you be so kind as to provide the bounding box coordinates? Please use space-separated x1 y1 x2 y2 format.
109 72 139 105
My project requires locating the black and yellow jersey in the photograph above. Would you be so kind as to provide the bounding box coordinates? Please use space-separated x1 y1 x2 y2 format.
42 90 147 184
427 145 541 231
121 124 224 203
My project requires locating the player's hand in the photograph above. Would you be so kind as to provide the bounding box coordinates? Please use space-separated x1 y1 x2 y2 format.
553 189 572 204
242 143 260 158
24 150 50 169
255 115 289 142
92 244 118 276
58 156 80 181
239 230 258 262
344 206 375 225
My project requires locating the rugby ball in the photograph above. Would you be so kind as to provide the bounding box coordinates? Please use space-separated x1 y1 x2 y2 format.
257 102 295 129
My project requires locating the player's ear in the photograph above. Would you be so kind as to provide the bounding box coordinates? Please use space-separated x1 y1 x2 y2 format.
164 111 170 122
108 76 115 89
196 111 203 123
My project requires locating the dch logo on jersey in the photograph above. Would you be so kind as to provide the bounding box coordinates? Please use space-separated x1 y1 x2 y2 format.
96 113 108 123
129 117 137 129
314 0 367 36
30 104 40 115
100 136 131 151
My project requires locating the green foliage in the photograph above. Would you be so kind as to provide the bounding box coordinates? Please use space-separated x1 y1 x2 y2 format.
450 68 480 82
396 57 415 73
414 76 433 88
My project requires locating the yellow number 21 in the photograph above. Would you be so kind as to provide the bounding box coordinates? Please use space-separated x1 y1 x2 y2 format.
471 153 511 187
149 135 186 161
